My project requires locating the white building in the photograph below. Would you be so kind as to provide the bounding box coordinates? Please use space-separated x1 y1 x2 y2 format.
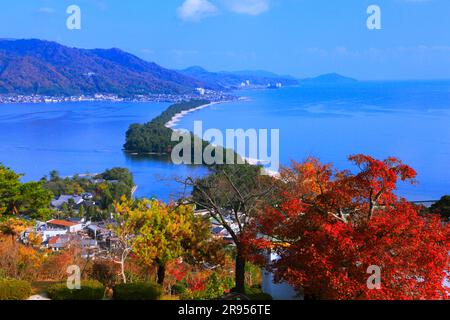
40 229 68 242
46 220 83 233
195 88 206 95
51 195 84 209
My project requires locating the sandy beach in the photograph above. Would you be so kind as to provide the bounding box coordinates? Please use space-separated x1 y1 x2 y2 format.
164 101 225 129
164 99 280 177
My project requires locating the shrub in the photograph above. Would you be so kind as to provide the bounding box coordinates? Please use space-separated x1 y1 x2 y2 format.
47 280 105 300
172 281 187 295
180 273 235 300
0 278 32 300
246 292 273 300
245 286 273 301
90 261 120 288
430 195 450 218
113 282 162 300
203 273 228 299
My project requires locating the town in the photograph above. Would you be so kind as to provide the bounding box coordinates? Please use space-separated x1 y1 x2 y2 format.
20 205 238 260
0 89 234 105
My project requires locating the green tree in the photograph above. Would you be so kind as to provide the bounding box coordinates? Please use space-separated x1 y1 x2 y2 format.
78 205 85 218
100 168 134 188
18 182 53 220
60 202 69 215
49 170 60 181
110 197 143 284
0 165 22 215
204 273 226 299
0 165 52 220
184 163 276 293
114 198 198 286
430 196 450 219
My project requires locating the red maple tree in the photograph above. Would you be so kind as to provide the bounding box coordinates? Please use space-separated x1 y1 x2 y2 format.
257 155 450 300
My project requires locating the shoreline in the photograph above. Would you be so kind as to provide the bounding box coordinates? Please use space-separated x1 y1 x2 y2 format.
163 98 280 177
164 100 231 129
0 92 234 105
244 157 280 178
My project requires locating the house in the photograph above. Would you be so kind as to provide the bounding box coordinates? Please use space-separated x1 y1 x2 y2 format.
194 209 210 217
46 219 83 233
24 219 84 246
212 226 228 237
81 239 99 259
51 195 84 209
86 224 111 240
210 226 234 244
47 235 71 252
195 87 206 95
38 228 68 242
34 222 67 242
81 238 98 249
81 192 94 201
87 224 100 238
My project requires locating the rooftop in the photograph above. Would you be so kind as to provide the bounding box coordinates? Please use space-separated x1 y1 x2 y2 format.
47 219 80 228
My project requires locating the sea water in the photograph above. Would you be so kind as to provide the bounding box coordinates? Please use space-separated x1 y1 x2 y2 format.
1 80 450 201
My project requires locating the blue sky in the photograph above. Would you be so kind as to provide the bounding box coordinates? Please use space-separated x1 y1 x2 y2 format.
0 0 449 80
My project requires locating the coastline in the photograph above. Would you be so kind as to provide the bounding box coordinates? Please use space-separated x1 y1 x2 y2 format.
0 92 234 105
244 157 280 178
165 100 230 129
163 98 280 177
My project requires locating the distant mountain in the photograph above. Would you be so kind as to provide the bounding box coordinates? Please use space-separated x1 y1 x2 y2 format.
300 73 357 85
0 39 211 96
180 66 298 89
225 70 297 80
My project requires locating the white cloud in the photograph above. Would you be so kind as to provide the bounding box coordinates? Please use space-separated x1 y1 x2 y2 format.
177 0 218 21
222 0 270 16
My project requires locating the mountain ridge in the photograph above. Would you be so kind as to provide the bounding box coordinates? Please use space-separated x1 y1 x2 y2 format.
0 39 358 97
179 66 299 88
300 73 358 84
0 39 212 96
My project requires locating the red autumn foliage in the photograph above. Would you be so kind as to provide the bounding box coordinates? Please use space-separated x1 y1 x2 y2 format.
258 154 450 300
187 272 208 292
166 260 189 283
